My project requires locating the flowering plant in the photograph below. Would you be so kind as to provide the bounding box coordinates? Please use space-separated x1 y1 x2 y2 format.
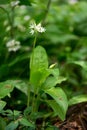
30 21 46 35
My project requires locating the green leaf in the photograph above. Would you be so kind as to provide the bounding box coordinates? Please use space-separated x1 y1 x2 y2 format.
56 76 67 84
0 117 6 130
11 80 29 95
0 80 14 98
45 87 68 121
5 121 18 130
42 68 66 90
73 61 87 71
0 100 6 111
30 46 49 89
69 94 87 106
49 68 59 78
19 117 34 128
47 100 66 121
42 76 60 89
0 80 29 96
13 110 21 116
30 69 50 90
30 46 48 70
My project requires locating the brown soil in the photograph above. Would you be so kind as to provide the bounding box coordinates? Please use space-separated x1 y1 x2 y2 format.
54 102 87 130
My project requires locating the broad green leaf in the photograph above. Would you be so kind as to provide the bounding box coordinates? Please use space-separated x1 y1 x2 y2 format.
11 80 29 95
5 121 18 130
0 117 6 130
0 80 29 96
69 95 87 106
13 110 21 116
2 109 13 116
56 76 67 84
73 61 87 71
42 76 60 89
30 46 49 88
0 80 14 98
30 46 48 70
49 68 59 78
19 117 34 127
68 61 87 71
47 100 66 121
30 69 50 90
42 68 66 89
45 87 68 121
0 100 6 111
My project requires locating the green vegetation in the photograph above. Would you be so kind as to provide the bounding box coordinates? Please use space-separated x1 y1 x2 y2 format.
0 0 87 129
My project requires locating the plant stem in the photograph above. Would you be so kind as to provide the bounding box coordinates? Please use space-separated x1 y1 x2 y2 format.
27 34 37 108
10 4 15 38
42 0 52 25
32 34 37 64
32 34 39 113
27 83 31 107
33 91 40 113
0 6 11 26
0 5 15 39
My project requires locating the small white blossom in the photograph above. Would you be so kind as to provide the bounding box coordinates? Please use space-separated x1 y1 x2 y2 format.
6 39 21 52
68 0 77 4
30 21 46 35
10 0 20 7
24 16 30 21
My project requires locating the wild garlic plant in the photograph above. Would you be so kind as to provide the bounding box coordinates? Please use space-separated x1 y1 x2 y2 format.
27 21 68 126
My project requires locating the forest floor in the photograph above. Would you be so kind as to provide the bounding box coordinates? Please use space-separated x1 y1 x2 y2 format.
54 102 87 130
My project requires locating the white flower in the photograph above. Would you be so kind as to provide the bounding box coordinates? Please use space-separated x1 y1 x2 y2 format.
68 0 77 4
10 0 20 7
6 39 21 52
30 21 46 35
24 16 30 21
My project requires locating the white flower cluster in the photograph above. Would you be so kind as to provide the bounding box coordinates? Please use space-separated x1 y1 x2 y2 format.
30 21 46 35
68 0 77 4
6 39 21 52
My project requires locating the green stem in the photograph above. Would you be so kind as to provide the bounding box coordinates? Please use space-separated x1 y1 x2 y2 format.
35 92 40 112
31 35 38 113
32 34 37 64
42 0 52 25
0 5 15 39
10 4 15 38
27 35 37 108
0 6 11 25
27 83 31 107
